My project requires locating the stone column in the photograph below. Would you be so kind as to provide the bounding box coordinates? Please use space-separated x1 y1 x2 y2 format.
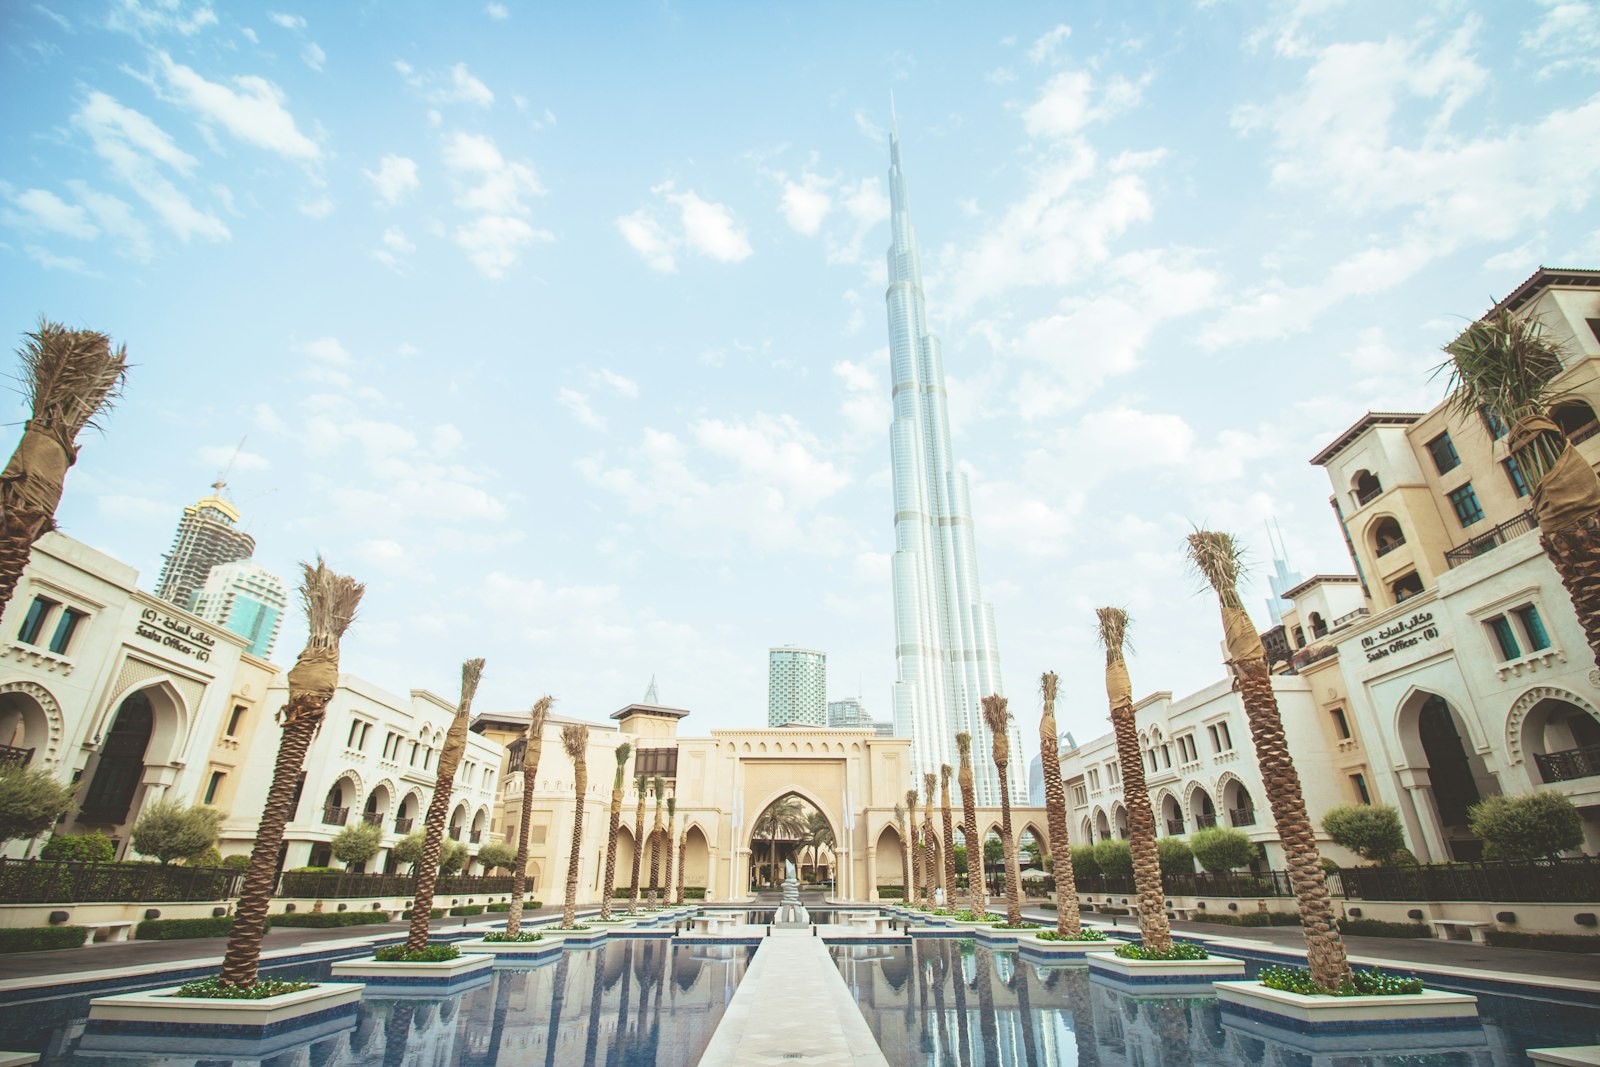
1395 767 1448 863
865 844 878 902
735 847 751 899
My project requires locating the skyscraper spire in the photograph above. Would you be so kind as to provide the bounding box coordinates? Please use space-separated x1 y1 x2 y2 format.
883 115 1022 805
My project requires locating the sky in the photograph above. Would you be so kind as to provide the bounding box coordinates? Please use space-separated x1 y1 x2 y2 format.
1 0 1597 748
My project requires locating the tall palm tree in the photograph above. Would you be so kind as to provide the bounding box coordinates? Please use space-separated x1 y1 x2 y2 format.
599 742 632 922
506 695 553 936
955 733 984 914
559 722 589 928
406 658 486 952
647 775 664 904
981 695 1023 926
675 829 687 904
893 802 911 903
903 788 921 904
1188 530 1349 989
1441 308 1600 665
1037 671 1083 938
939 765 957 909
922 772 938 906
801 811 833 880
752 797 806 887
628 774 647 913
0 319 127 614
219 559 362 986
1096 610 1171 952
662 795 676 905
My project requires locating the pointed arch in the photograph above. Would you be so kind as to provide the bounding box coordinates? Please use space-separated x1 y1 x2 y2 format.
0 679 65 769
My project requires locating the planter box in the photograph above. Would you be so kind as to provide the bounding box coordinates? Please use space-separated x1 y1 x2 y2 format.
1530 1048 1600 1067
0 1055 38 1066
1086 951 1245 986
1214 981 1478 1031
1017 934 1116 956
330 953 493 989
85 982 363 1055
454 936 563 962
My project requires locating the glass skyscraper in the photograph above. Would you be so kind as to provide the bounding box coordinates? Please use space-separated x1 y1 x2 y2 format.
885 119 1024 805
193 559 288 659
768 646 827 726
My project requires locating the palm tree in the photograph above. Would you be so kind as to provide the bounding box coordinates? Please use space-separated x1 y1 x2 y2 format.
505 695 552 936
893 802 911 903
1441 308 1600 665
939 765 957 909
219 559 362 986
982 695 1023 926
406 658 486 952
801 811 833 881
661 795 676 905
1188 530 1349 989
903 788 920 904
1037 671 1083 938
628 774 647 913
0 319 127 614
599 741 632 922
647 776 664 904
560 722 589 928
922 772 938 906
1096 610 1172 952
752 797 806 887
675 829 687 904
955 733 984 914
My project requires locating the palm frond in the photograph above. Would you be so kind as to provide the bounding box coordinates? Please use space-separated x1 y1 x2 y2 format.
18 318 128 439
1187 530 1246 608
1436 307 1569 426
1040 671 1058 705
941 763 952 784
980 694 1010 737
1096 607 1131 657
298 556 365 646
667 796 676 817
923 771 937 802
561 722 588 759
955 732 971 758
528 695 553 732
458 658 485 709
905 788 919 809
615 741 633 766
651 775 663 799
894 802 905 823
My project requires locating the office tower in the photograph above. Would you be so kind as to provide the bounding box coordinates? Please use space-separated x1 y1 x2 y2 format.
154 485 255 611
768 647 827 727
193 559 288 659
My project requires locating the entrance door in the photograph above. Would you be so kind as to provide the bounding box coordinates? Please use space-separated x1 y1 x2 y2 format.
1417 696 1485 860
79 691 155 825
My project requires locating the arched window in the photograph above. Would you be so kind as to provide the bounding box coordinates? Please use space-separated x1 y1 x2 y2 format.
1352 470 1383 507
1309 612 1328 638
1372 516 1405 556
1554 400 1600 445
1392 571 1424 604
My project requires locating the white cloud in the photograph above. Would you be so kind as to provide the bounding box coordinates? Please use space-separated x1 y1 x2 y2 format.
67 181 154 260
617 183 751 270
1521 0 1600 76
596 368 639 397
26 245 95 274
559 388 605 430
779 174 833 235
486 2 509 18
298 336 352 365
6 188 97 239
1024 69 1145 139
371 224 414 272
400 61 494 108
302 41 325 71
364 154 420 207
72 91 228 242
197 444 271 472
297 195 332 218
267 11 305 30
153 51 322 161
616 208 676 272
106 0 217 37
440 131 550 277
1027 23 1072 65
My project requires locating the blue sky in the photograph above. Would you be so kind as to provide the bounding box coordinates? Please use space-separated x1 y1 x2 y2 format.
2 0 1597 744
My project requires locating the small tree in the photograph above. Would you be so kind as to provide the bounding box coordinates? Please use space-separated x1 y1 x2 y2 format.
0 764 75 848
391 830 426 872
1469 793 1584 861
330 821 384 868
1157 836 1194 878
131 800 223 865
1092 838 1133 880
476 841 517 873
439 839 469 875
1071 844 1101 881
1322 804 1406 865
39 831 114 863
185 845 223 867
1189 826 1256 874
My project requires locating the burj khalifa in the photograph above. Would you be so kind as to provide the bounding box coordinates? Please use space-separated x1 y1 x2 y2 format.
885 115 1025 805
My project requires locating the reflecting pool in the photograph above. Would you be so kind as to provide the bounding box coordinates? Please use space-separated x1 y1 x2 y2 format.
0 939 751 1066
832 938 1600 1067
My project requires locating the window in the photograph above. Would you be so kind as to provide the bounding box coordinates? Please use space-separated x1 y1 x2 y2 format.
1504 457 1529 498
16 596 57 644
359 722 370 749
408 741 419 766
1514 604 1550 651
1447 483 1484 527
1487 615 1522 660
383 732 401 760
1087 768 1101 791
1292 626 1306 648
1106 761 1120 787
347 721 361 748
1351 773 1371 804
1160 744 1171 769
1309 612 1328 638
1480 406 1507 440
1207 722 1233 754
1072 784 1087 807
47 607 85 655
1391 571 1424 603
1353 470 1383 506
226 705 247 736
204 770 225 804
1176 734 1199 763
1330 707 1352 740
1426 432 1461 475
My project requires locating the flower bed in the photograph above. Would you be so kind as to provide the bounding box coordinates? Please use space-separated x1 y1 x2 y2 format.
1113 941 1209 961
374 943 459 963
170 977 316 1000
481 931 543 943
1259 964 1423 997
1036 928 1107 942
545 925 592 932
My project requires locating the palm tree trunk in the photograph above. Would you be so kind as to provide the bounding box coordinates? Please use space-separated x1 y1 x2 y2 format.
628 780 646 913
661 806 676 906
507 700 549 937
997 765 1022 925
675 830 687 904
601 789 622 921
956 734 984 915
895 807 912 903
939 768 957 910
1543 515 1600 669
563 749 587 927
903 790 920 905
1111 702 1171 951
647 793 663 906
408 660 485 952
974 943 1002 1067
1038 673 1081 937
0 510 52 615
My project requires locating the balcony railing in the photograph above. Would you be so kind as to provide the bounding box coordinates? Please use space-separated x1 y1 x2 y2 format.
1375 538 1406 557
1331 607 1370 629
1292 644 1339 669
1354 484 1383 506
1166 819 1186 836
1444 510 1538 569
393 817 413 833
1570 421 1600 445
470 830 482 843
0 744 33 768
1229 807 1257 827
1194 813 1218 829
449 827 462 841
321 806 348 826
1534 744 1600 783
361 811 384 826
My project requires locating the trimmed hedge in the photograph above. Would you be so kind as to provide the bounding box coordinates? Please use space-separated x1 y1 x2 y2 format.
137 916 248 940
876 886 904 899
270 910 392 928
685 886 707 900
400 908 446 921
0 926 88 953
448 905 484 916
1483 930 1600 954
1189 911 1300 928
1337 917 1431 939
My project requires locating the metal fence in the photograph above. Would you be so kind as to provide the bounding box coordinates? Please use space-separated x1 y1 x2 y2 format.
1338 856 1600 903
0 858 243 903
276 870 517 898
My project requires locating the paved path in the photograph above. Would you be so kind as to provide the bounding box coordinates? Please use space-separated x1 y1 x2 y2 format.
697 928 889 1067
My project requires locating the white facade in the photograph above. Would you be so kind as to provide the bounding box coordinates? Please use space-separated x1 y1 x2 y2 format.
224 674 506 872
768 647 826 727
192 559 287 659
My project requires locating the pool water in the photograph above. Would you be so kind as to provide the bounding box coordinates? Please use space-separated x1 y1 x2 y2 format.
0 940 752 1066
832 939 1600 1067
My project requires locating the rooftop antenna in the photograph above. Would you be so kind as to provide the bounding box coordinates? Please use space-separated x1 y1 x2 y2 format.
213 436 247 498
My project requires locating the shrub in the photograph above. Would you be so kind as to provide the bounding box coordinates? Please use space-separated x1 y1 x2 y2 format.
400 908 446 920
1037 928 1107 942
0 926 89 953
220 854 251 872
1469 793 1584 861
439 840 469 876
476 842 517 873
1070 845 1100 880
685 886 707 900
1483 930 1600 954
1157 836 1194 877
0 764 76 847
1020 878 1052 897
375 943 459 962
1190 827 1255 873
136 916 244 940
482 930 542 943
130 800 224 866
184 846 223 868
390 832 426 871
876 886 904 899
449 905 484 916
1337 917 1430 938
39 832 115 864
486 900 541 912
1189 911 1299 928
1114 941 1208 961
1261 964 1423 997
270 910 391 928
1090 905 1129 915
330 821 384 867
1322 804 1407 865
1092 839 1132 880
173 977 315 999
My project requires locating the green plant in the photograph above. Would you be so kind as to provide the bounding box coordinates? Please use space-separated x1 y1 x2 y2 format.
1336 917 1430 938
1157 836 1194 877
0 926 89 953
449 904 484 916
1070 844 1100 880
482 930 543 943
547 924 591 932
172 977 316 999
400 908 446 920
220 854 251 872
994 921 1041 930
1114 941 1208 961
270 910 392 928
391 831 426 872
130 800 224 866
1037 928 1107 942
876 886 904 899
487 900 540 912
684 886 706 900
1092 838 1132 880
1469 793 1584 861
476 841 517 873
136 916 251 940
374 943 459 962
329 821 383 867
1190 911 1299 928
439 839 469 876
1259 964 1423 997
185 846 223 868
0 764 76 847
39 832 115 863
1322 804 1407 865
1483 930 1600 953
1189 826 1256 873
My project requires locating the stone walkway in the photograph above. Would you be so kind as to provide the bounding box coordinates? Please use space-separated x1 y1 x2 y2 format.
697 928 889 1067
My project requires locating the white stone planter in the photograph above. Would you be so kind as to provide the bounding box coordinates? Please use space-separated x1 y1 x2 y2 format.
0 1053 39 1066
454 936 562 961
331 952 493 987
84 982 364 1055
1086 951 1245 985
1016 934 1116 955
1529 1047 1600 1067
1214 981 1479 1029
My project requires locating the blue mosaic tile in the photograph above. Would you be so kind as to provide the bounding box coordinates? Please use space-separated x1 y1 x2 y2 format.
83 1000 356 1039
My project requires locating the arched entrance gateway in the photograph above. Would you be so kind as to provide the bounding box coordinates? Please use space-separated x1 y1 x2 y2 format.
75 682 188 843
1395 690 1503 861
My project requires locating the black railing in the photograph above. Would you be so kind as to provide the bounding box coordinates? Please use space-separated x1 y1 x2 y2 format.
1375 538 1406 557
394 817 414 833
278 870 517 898
1571 421 1600 445
1292 644 1339 669
0 859 243 903
322 806 348 826
0 744 34 768
1339 856 1600 903
448 827 462 841
1229 808 1257 827
362 811 384 826
1166 819 1185 836
470 830 482 843
1444 510 1538 569
1194 813 1218 829
1355 484 1382 506
1534 744 1600 783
